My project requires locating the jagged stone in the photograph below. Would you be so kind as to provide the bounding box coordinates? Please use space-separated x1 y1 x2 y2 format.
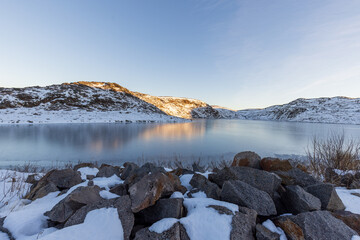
96 164 122 178
231 151 261 169
209 166 281 197
230 208 257 240
32 182 59 200
44 186 102 223
274 168 320 187
256 224 280 240
221 180 277 216
109 184 128 196
124 162 166 186
136 198 184 225
129 172 186 213
274 211 357 240
260 158 293 172
120 162 139 180
331 210 360 235
189 174 220 199
304 183 345 211
281 185 321 214
65 196 134 240
134 222 190 240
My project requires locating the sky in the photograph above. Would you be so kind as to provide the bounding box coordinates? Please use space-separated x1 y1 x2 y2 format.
0 0 360 109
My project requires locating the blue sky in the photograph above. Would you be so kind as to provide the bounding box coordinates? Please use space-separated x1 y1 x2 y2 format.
0 0 360 109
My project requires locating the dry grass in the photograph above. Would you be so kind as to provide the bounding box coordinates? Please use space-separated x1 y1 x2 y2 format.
0 170 29 210
306 131 360 181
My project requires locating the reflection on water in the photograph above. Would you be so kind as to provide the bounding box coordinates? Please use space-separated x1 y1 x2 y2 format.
0 120 360 167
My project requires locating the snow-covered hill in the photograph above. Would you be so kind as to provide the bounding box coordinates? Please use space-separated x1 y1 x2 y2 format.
237 97 360 124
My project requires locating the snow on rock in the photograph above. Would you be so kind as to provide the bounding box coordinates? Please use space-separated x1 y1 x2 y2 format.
77 167 99 180
180 174 193 191
39 208 124 240
262 219 287 240
149 218 179 234
170 191 184 199
92 175 123 190
336 187 360 214
99 190 119 199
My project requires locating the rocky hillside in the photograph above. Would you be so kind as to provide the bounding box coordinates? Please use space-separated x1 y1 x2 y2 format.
237 97 360 124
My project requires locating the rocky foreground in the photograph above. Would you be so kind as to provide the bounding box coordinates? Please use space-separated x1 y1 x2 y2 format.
1 152 360 240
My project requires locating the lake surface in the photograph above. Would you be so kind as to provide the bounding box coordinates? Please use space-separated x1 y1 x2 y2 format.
1 119 360 168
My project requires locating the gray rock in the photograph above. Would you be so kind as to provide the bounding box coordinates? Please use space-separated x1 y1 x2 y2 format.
231 151 261 169
282 185 321 214
129 172 185 213
276 211 357 240
331 210 360 235
137 198 184 225
192 162 205 173
209 167 281 197
45 186 102 223
26 169 82 200
134 222 190 240
109 184 128 196
221 180 277 216
189 174 221 199
304 183 345 211
25 174 38 185
96 164 122 178
120 162 139 180
230 208 257 240
274 168 320 187
65 196 134 240
256 224 280 240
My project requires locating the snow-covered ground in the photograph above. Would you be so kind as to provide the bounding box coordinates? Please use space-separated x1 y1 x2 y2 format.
237 97 360 125
0 108 184 124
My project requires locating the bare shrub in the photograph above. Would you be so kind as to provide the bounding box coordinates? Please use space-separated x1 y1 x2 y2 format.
306 131 360 181
0 171 30 210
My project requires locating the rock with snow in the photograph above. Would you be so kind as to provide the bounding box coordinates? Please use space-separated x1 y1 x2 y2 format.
73 163 98 171
220 180 277 216
260 158 293 172
136 198 185 225
231 151 261 169
26 169 82 200
64 196 134 239
304 183 345 211
45 186 102 224
124 162 166 186
96 164 122 178
134 221 190 240
275 211 357 240
209 167 281 197
129 172 185 213
256 224 280 240
120 162 139 180
282 185 321 214
189 174 221 200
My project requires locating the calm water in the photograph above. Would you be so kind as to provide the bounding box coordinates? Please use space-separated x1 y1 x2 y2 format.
1 119 360 168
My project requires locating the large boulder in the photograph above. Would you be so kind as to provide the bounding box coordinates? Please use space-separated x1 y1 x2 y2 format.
26 169 82 200
231 151 261 169
134 222 190 240
304 183 345 211
136 198 185 225
256 224 280 240
260 158 293 172
129 172 186 213
120 162 139 180
274 168 320 187
274 211 357 240
44 186 102 223
221 180 277 216
230 207 257 240
282 185 321 214
124 163 166 186
209 167 281 197
331 210 360 235
96 164 122 178
65 196 134 240
189 174 221 200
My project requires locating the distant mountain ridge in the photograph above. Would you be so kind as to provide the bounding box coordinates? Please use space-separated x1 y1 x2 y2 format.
0 81 359 124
